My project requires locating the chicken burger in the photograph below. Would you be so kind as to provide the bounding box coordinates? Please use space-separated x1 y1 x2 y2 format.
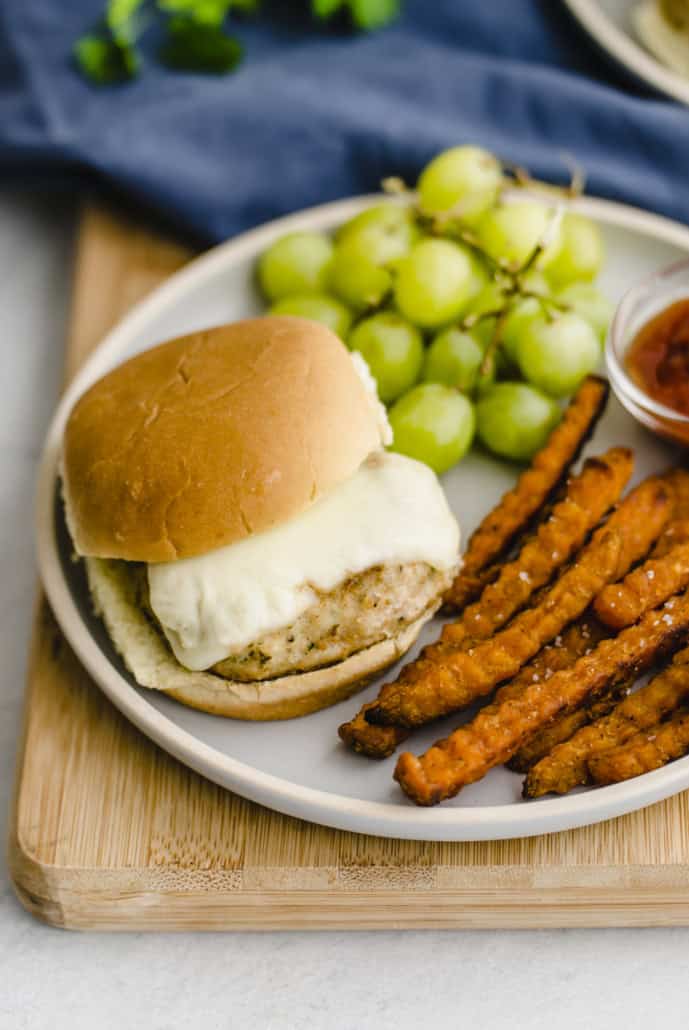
62 316 459 719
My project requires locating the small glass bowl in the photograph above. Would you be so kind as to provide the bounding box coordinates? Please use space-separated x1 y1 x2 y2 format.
606 257 689 447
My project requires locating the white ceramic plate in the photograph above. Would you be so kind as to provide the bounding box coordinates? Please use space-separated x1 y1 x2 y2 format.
564 0 689 105
37 193 689 841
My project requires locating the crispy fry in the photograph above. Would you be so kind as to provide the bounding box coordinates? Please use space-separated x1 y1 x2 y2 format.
653 520 689 557
443 448 632 648
445 376 609 611
446 564 502 615
588 473 689 631
338 448 631 758
495 618 610 705
507 680 632 773
497 618 621 772
663 468 689 519
648 470 689 559
394 593 689 806
368 477 670 729
524 642 689 797
594 541 689 630
588 707 689 784
369 531 623 728
338 702 410 759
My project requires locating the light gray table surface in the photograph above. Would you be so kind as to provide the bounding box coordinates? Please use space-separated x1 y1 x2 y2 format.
1 190 688 1030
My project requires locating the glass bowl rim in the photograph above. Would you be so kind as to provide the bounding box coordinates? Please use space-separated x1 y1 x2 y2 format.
605 255 689 426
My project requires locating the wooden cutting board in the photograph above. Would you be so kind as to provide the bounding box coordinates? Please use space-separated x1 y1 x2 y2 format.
10 204 689 931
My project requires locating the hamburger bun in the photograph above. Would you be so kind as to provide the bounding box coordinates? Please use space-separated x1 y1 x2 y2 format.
63 317 384 563
62 315 456 719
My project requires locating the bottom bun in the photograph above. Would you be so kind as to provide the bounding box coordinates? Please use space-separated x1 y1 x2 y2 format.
85 557 439 720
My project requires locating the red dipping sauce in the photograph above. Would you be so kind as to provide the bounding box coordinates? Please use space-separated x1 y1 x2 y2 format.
626 298 689 417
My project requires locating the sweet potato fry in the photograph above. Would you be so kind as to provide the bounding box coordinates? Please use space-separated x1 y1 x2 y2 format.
579 473 689 636
649 470 689 558
338 703 409 759
495 618 609 705
339 448 631 758
594 542 689 631
369 532 623 729
524 642 689 797
339 622 608 761
653 520 689 557
663 468 689 520
498 619 625 772
368 477 670 729
394 593 689 806
588 707 689 784
445 376 609 611
443 447 632 648
507 680 632 773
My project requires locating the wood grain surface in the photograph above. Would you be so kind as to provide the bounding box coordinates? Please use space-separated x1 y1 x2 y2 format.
9 205 689 930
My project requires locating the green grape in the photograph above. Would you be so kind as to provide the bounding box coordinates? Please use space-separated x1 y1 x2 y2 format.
269 293 352 338
517 312 600 398
545 213 603 287
477 201 562 271
336 204 419 267
501 296 542 363
423 327 490 393
258 232 334 301
476 382 560 462
468 252 491 299
328 243 392 312
463 280 506 347
466 280 506 318
555 282 613 344
418 145 502 226
389 383 475 475
348 312 423 403
394 239 477 329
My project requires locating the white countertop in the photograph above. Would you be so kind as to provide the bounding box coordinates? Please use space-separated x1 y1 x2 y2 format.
1 191 689 1030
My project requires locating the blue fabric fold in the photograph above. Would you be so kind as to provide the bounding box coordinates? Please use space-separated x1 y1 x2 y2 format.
1 1 688 243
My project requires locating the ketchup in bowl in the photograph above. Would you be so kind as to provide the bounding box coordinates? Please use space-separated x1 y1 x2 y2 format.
626 298 689 417
606 260 689 448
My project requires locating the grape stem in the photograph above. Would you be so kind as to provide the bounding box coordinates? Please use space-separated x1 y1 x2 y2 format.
516 205 564 279
380 169 575 381
422 215 505 276
462 306 508 330
501 156 585 200
480 305 510 377
520 290 570 317
347 286 395 333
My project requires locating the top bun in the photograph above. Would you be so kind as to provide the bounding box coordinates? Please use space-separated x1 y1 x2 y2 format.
63 316 384 562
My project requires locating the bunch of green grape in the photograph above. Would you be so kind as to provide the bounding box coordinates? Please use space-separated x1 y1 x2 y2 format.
256 145 612 475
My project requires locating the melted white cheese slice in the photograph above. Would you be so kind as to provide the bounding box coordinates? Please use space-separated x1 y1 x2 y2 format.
147 451 460 671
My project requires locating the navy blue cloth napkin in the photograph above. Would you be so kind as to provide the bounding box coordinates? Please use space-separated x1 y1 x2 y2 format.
1 1 688 243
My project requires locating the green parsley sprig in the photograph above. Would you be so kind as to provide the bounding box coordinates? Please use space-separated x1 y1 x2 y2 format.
74 0 401 84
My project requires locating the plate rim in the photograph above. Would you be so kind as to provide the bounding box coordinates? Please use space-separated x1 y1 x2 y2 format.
563 0 689 106
36 191 689 841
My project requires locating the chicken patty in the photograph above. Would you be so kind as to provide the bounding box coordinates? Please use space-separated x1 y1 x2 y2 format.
130 561 452 682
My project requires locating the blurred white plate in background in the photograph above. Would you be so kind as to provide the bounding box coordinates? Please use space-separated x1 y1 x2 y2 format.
564 0 689 105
